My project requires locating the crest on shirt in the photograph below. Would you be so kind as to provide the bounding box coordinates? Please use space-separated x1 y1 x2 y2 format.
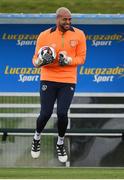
42 85 47 91
70 40 78 47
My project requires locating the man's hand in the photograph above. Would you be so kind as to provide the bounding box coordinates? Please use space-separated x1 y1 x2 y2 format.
34 57 43 67
58 51 72 66
34 46 56 67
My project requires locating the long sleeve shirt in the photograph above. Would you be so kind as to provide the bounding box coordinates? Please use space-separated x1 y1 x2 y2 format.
32 26 86 83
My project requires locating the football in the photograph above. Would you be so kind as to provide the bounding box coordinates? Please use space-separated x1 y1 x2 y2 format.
38 46 56 60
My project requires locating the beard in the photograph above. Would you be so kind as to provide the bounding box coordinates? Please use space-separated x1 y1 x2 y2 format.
59 23 71 32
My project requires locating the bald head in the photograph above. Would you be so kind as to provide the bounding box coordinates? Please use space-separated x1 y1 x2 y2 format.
56 7 71 18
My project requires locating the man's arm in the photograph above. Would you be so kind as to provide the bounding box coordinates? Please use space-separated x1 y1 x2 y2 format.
32 32 45 67
70 31 86 66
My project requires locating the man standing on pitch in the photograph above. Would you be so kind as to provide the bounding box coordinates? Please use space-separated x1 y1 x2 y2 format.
31 7 87 163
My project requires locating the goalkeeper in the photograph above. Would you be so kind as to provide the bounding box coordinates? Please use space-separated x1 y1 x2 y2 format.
31 7 87 163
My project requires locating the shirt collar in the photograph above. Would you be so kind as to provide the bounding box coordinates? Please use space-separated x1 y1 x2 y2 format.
50 26 75 33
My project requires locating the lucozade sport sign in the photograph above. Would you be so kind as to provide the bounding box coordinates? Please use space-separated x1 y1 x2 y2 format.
0 24 124 92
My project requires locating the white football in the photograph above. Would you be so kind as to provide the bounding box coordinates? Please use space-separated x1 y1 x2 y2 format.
38 46 56 60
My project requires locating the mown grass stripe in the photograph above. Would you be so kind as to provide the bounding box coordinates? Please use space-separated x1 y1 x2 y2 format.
0 168 124 179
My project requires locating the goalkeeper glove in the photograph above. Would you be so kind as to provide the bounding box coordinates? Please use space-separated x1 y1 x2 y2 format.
58 51 72 66
34 46 56 67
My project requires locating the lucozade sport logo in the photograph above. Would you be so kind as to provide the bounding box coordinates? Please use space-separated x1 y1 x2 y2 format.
86 33 124 47
4 65 40 83
2 33 38 46
79 65 124 83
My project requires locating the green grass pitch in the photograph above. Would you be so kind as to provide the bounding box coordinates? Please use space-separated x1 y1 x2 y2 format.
0 168 124 179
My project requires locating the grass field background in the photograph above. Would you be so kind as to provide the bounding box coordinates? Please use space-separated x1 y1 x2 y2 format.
0 0 124 14
0 168 124 179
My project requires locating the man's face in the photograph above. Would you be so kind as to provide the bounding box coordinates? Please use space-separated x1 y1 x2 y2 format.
57 13 72 32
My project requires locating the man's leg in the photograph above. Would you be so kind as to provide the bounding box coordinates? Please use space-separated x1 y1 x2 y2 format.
31 81 57 158
56 83 75 163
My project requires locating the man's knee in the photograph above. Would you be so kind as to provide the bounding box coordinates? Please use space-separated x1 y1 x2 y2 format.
39 110 52 121
57 111 67 120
